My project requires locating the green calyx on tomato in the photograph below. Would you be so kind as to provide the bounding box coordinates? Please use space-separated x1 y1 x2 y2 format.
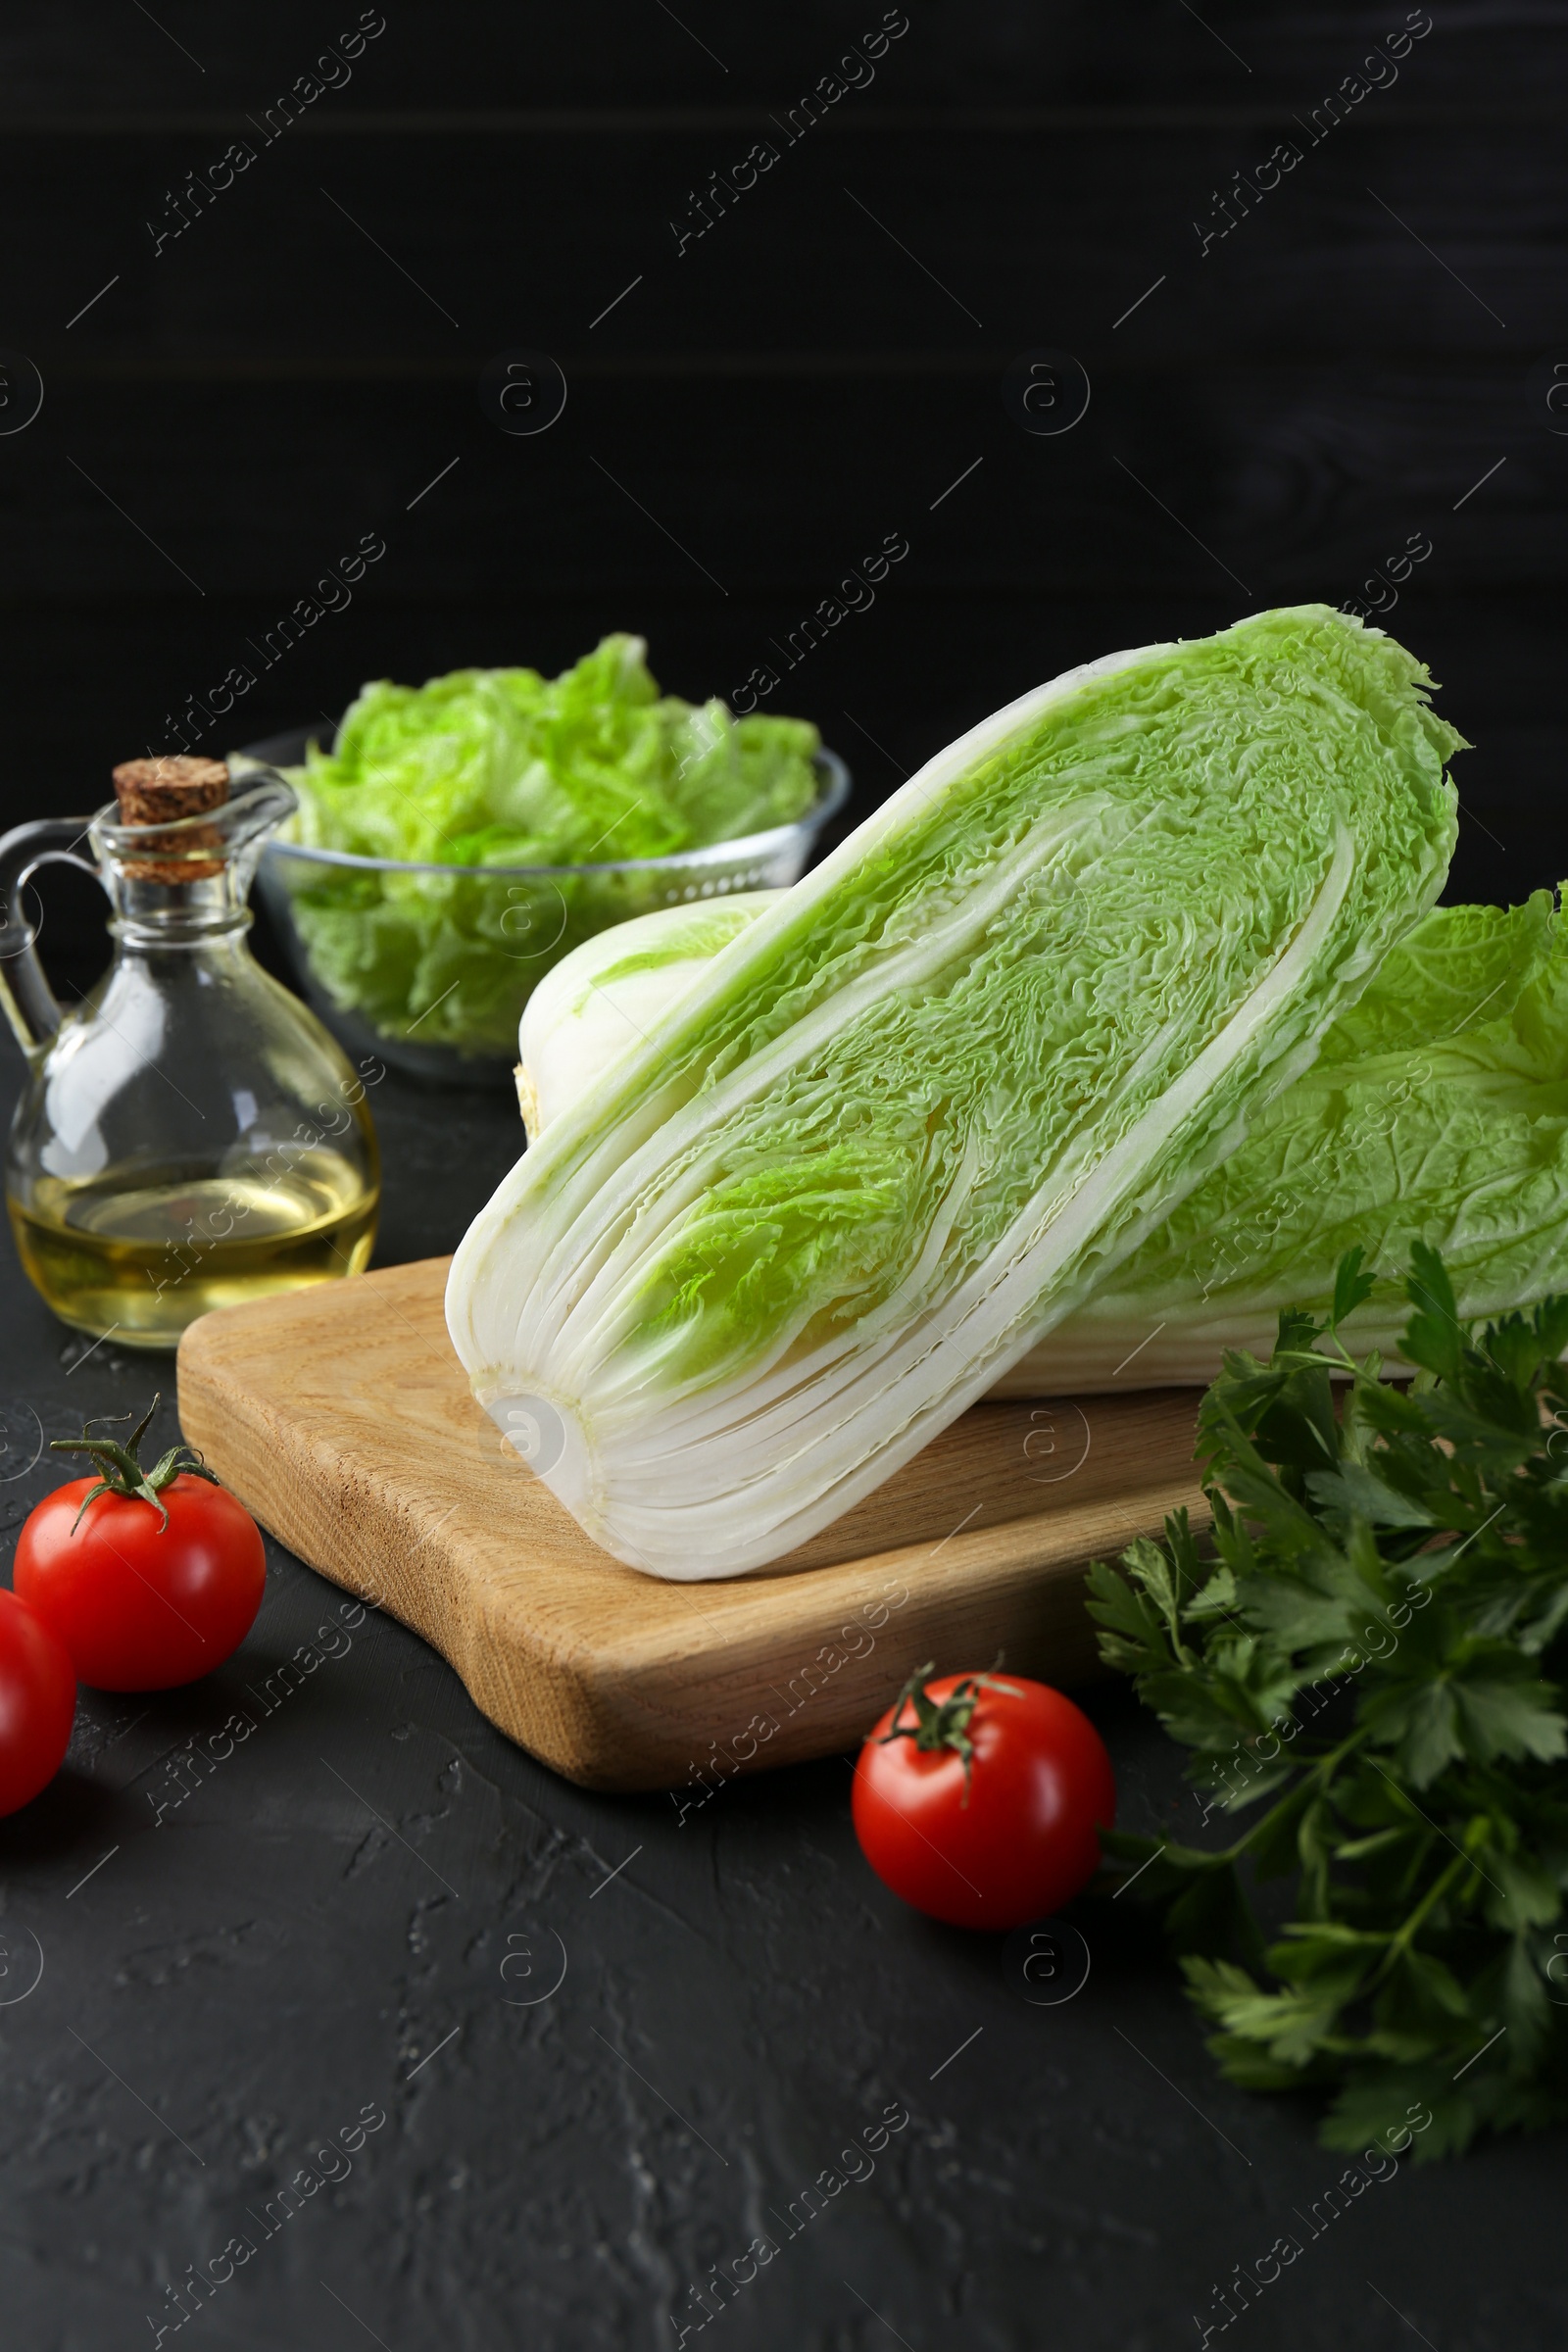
50 1394 220 1535
874 1659 1023 1802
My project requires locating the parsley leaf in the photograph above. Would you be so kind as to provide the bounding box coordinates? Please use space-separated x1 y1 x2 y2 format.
1088 1251 1568 2159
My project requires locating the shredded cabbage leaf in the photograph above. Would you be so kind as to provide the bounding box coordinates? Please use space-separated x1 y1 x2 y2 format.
447 609 1462 1578
294 634 820 865
265 636 819 1054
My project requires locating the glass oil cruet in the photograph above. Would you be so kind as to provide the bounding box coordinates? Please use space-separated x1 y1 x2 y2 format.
0 755 380 1349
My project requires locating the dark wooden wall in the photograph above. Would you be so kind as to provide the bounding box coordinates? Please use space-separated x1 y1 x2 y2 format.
2 0 1563 965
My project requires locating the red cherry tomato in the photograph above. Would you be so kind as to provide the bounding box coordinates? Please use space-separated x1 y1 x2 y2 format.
853 1666 1115 1932
16 1473 266 1692
0 1588 77 1815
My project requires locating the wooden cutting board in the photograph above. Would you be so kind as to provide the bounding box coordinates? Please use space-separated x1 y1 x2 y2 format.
175 1259 1208 1792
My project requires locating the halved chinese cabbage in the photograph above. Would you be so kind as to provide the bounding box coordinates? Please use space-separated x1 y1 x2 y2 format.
448 609 1461 1578
516 893 1568 1394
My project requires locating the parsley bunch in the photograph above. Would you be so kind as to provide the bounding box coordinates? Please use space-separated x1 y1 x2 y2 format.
1088 1245 1568 2159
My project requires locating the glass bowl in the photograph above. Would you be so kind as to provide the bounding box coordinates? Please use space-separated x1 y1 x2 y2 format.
243 726 850 1085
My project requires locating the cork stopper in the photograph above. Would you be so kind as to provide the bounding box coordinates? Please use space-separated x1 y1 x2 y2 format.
112 755 229 827
111 756 229 881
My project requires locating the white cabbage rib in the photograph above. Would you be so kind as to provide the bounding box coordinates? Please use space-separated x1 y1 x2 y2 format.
448 609 1460 1578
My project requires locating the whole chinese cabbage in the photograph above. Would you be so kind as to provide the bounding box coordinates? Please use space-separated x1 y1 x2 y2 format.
447 609 1462 1578
1008 888 1568 1386
514 893 779 1143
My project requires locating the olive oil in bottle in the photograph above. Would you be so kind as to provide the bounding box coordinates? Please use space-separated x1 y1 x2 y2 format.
1 756 380 1348
9 1159 377 1349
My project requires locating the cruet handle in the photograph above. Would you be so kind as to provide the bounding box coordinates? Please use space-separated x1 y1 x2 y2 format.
0 816 102 1056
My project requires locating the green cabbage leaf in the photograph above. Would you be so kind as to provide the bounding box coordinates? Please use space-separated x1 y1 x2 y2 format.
447 609 1461 1578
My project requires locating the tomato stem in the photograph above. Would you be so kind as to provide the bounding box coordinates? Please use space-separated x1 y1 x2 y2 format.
51 1394 221 1535
873 1660 1023 1804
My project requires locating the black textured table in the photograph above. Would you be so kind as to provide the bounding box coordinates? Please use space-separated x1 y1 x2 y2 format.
0 1055 1561 2352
